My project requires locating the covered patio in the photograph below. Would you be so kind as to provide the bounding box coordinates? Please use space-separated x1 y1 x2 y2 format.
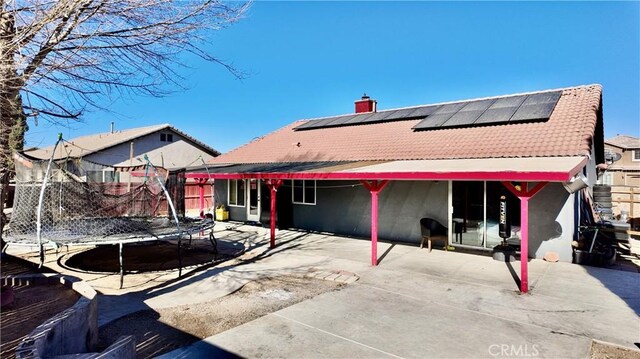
185 156 588 293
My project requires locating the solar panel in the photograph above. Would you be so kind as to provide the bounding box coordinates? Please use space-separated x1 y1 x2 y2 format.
296 90 562 131
383 107 423 120
343 112 376 124
412 113 455 129
361 111 395 123
442 110 485 127
488 95 527 109
432 102 467 114
519 91 561 105
510 91 561 122
440 99 496 127
510 102 557 122
458 98 496 111
475 107 518 124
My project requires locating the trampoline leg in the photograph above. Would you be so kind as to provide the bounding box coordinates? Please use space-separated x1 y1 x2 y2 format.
178 237 182 277
39 244 44 268
119 243 124 289
189 234 192 247
209 231 218 254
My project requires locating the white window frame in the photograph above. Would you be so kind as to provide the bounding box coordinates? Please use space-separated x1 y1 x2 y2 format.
228 179 246 207
292 180 316 205
632 149 640 161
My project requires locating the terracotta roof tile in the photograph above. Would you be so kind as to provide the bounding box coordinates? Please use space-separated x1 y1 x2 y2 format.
212 85 602 164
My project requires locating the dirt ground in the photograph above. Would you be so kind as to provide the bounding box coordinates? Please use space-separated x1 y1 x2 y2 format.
97 275 344 358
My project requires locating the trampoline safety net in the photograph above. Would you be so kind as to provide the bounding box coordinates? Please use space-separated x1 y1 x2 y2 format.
4 150 188 246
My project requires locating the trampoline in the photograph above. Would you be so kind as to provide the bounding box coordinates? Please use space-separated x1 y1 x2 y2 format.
3 137 217 288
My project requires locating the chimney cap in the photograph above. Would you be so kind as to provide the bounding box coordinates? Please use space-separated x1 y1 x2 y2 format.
361 93 370 100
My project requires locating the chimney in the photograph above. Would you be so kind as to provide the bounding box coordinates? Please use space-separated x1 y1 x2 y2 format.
110 121 114 134
354 93 377 113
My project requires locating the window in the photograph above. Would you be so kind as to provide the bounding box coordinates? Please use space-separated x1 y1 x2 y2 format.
228 179 245 206
86 170 119 183
633 149 640 161
167 134 173 142
292 180 316 205
160 133 173 142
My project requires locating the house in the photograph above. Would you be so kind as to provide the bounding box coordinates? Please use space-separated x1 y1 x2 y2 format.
186 85 604 293
602 135 640 221
23 123 220 216
603 135 640 187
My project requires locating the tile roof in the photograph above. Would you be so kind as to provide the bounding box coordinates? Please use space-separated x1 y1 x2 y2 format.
605 135 640 149
211 85 602 164
25 124 220 160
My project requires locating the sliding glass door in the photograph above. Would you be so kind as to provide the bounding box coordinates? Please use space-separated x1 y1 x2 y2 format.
451 181 521 249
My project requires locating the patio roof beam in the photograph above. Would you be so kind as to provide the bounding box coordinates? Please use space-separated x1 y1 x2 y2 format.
501 181 548 294
183 171 574 182
361 180 389 266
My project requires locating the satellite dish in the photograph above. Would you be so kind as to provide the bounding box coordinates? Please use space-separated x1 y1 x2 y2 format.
604 149 622 164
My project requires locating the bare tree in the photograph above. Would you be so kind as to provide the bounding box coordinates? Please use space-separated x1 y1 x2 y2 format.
0 0 248 243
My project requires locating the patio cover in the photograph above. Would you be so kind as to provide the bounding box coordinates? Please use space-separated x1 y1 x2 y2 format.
185 156 588 182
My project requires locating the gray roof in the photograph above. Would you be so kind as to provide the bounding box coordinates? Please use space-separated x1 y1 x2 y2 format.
24 124 220 160
605 135 640 149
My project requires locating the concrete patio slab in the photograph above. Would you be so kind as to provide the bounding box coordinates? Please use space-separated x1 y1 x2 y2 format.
157 224 639 359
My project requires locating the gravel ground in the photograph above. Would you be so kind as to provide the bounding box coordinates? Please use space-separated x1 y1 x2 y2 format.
97 275 344 358
590 340 640 359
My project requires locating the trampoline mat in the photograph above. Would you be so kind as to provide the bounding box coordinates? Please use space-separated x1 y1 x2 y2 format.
64 241 227 273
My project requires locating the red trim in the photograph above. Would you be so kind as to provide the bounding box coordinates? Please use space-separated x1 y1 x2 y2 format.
184 171 572 182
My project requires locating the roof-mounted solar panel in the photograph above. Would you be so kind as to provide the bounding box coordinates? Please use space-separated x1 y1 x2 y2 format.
473 95 526 124
475 107 519 124
440 99 496 128
296 90 563 131
510 91 561 123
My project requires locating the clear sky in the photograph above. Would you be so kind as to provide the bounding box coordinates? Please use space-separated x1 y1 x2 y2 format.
25 1 640 153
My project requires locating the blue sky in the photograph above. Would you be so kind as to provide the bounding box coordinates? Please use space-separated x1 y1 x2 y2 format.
25 1 640 152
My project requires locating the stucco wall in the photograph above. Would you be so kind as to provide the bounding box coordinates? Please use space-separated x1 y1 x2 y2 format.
291 180 448 243
529 183 575 262
215 179 575 260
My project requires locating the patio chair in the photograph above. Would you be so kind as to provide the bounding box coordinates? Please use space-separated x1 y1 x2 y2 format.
420 218 449 252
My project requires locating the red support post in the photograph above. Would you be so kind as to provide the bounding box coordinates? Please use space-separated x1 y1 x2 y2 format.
196 178 208 218
520 197 530 293
361 180 389 266
501 181 548 294
266 179 283 248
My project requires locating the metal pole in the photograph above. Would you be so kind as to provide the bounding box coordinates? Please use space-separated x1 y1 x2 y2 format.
178 236 182 277
119 242 124 289
36 134 63 267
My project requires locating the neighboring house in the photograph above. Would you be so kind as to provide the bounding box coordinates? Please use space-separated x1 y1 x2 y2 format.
23 123 220 216
186 84 604 292
602 135 640 222
603 135 640 187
